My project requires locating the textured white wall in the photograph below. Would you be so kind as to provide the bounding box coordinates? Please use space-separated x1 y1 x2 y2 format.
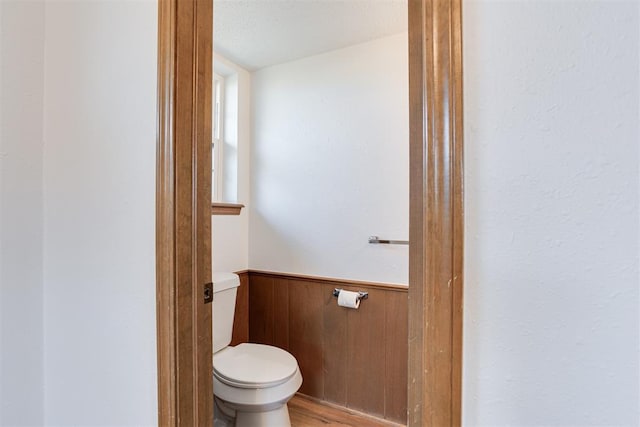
213 55 251 274
43 1 157 425
0 1 45 424
463 1 639 425
250 33 409 285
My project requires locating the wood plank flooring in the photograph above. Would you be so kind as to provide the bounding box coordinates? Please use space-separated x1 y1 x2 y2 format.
289 394 404 427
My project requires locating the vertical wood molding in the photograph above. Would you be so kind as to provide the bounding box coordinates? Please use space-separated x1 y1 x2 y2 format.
156 0 176 422
157 0 213 424
408 0 464 425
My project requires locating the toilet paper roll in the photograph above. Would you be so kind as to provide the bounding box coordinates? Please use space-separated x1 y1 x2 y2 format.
337 290 360 309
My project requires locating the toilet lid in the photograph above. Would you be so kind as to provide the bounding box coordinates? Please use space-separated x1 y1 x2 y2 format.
214 343 299 389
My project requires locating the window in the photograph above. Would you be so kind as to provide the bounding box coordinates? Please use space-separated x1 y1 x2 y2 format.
212 74 224 201
211 61 242 207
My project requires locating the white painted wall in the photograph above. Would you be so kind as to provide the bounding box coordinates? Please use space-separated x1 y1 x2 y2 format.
463 1 639 425
0 1 45 424
213 54 251 274
249 33 409 285
43 1 157 425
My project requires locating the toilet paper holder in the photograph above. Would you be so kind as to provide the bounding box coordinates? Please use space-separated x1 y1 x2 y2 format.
332 288 369 301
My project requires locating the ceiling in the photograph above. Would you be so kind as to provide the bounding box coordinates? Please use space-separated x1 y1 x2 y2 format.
213 0 408 71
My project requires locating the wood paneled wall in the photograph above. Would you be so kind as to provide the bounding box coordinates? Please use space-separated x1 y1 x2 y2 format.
246 271 408 424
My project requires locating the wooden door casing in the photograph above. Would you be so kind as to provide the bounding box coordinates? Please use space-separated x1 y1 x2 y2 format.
155 0 464 424
156 0 213 424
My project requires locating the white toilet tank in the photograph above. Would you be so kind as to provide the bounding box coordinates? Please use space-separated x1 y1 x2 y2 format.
212 272 240 353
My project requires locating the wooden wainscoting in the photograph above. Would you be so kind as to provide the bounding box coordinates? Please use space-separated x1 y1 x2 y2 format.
246 271 408 425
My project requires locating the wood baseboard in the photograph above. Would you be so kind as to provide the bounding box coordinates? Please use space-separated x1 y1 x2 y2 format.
289 394 405 427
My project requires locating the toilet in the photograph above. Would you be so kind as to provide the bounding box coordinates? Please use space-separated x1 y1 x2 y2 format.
212 273 303 427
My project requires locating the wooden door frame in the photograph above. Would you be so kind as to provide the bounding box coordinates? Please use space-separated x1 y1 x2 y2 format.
156 0 213 424
407 0 464 425
155 0 463 425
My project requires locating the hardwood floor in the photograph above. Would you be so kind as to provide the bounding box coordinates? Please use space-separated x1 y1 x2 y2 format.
289 394 404 427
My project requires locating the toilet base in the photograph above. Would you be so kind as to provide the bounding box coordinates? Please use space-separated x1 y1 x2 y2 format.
214 397 235 427
235 404 291 427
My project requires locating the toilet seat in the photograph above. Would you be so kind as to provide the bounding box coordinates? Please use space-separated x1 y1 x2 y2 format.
214 343 298 389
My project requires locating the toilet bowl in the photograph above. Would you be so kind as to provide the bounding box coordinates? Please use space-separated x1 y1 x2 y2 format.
212 273 302 427
213 343 302 426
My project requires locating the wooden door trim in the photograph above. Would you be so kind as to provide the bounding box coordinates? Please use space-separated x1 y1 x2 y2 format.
156 0 213 424
156 0 463 424
408 0 464 425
